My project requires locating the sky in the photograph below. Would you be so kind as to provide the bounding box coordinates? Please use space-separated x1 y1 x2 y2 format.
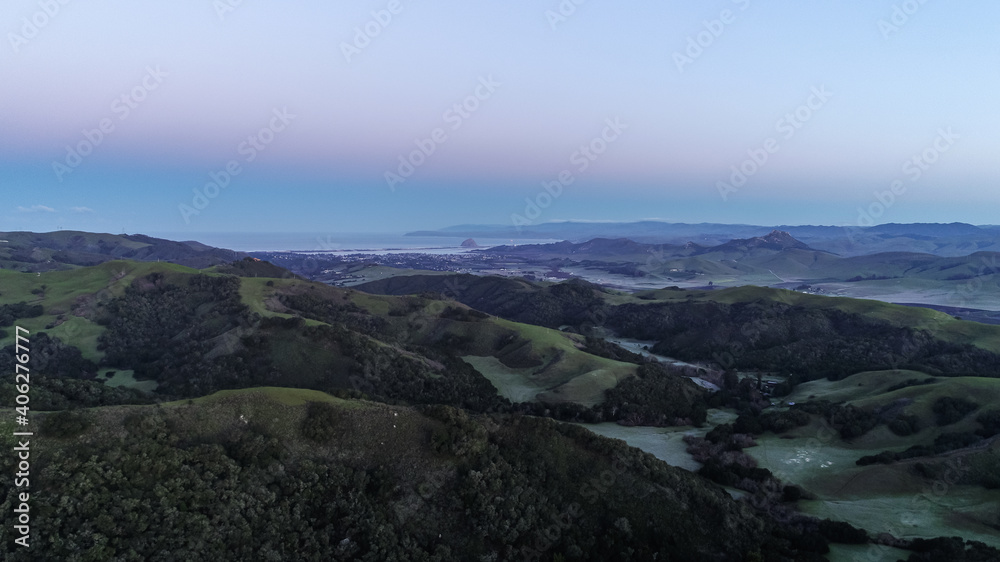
2 0 998 235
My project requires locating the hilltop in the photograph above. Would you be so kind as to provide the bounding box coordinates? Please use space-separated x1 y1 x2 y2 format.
0 230 246 272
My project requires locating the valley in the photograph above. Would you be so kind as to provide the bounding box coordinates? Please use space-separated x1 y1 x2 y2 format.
2 227 1000 560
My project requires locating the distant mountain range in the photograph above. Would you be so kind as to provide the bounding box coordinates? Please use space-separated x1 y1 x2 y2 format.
477 231 1000 304
409 221 1000 257
481 230 822 259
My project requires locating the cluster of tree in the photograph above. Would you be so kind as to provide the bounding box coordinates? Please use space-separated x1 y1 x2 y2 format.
857 431 987 466
886 377 939 392
732 408 812 436
906 537 1000 561
299 400 344 443
728 400 890 441
0 301 43 326
279 290 396 341
686 425 776 492
858 408 1000 466
975 410 1000 437
358 274 611 330
605 300 1000 388
592 362 709 426
932 396 979 426
98 274 249 368
0 373 153 411
580 336 645 364
4 332 99 380
683 423 875 556
50 250 105 267
0 399 883 561
437 305 489 322
39 409 92 438
955 447 1000 489
707 370 770 412
96 274 269 396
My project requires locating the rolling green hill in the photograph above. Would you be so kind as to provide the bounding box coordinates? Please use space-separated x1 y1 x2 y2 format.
0 260 655 415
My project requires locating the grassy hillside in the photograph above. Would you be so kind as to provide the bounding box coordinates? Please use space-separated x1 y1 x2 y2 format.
361 274 1000 355
685 368 1000 551
0 261 200 361
0 230 245 271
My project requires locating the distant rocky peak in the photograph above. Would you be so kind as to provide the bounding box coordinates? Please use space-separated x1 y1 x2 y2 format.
761 229 797 243
711 230 812 252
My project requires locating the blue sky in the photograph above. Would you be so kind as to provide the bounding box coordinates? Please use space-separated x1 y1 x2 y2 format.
2 0 998 234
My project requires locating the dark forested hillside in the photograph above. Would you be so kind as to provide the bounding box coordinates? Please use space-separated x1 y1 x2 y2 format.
606 300 1000 384
0 389 883 561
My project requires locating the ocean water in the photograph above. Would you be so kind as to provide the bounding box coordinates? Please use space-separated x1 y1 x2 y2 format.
149 232 561 254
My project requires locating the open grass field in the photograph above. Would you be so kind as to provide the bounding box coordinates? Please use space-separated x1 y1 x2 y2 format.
575 410 738 471
101 369 158 392
787 370 932 404
461 355 550 403
335 265 452 287
747 419 1000 549
800 490 1000 549
577 423 705 471
459 317 638 406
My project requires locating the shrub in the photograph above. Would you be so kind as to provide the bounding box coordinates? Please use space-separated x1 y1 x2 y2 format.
933 396 979 426
300 401 343 443
40 410 92 438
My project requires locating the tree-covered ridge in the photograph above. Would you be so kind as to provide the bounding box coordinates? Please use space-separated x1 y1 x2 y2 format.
88 273 509 411
608 300 1000 384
